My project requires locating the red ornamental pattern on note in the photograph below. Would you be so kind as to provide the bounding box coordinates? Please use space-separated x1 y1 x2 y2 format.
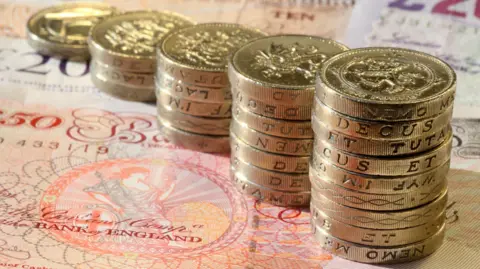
39 158 248 259
66 108 160 144
249 201 322 259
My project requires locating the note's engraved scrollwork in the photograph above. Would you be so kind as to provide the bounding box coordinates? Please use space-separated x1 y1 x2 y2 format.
171 30 257 67
66 108 158 144
252 42 327 83
452 119 480 159
39 158 248 258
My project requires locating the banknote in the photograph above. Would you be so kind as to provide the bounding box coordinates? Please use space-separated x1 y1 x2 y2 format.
344 0 480 111
0 89 334 269
0 0 354 98
0 88 478 269
0 0 354 39
0 37 99 95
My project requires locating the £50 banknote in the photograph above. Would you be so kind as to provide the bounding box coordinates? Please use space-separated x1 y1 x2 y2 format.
0 88 333 269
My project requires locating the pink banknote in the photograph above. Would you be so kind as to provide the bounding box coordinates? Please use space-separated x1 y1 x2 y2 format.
0 93 333 269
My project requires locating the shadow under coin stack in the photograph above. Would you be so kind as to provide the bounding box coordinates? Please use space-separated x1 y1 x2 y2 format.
310 47 456 264
228 35 349 207
88 11 194 101
155 23 266 153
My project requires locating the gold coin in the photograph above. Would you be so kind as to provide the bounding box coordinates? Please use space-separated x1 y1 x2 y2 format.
157 23 266 86
310 171 446 211
89 11 194 72
317 47 456 121
312 115 451 156
312 133 452 176
156 73 232 103
310 189 447 229
232 171 310 207
233 89 312 120
311 207 445 247
231 156 311 191
92 60 154 87
313 97 453 140
232 103 313 138
231 118 313 156
157 104 230 135
91 68 155 101
158 117 230 153
310 155 450 195
228 35 348 105
312 222 445 264
27 2 118 60
231 132 310 174
157 89 232 118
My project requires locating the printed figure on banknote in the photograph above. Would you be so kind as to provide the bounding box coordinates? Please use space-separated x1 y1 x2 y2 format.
84 166 175 225
37 155 242 260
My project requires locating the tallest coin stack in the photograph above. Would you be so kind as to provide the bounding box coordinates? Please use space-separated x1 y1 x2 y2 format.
309 48 456 264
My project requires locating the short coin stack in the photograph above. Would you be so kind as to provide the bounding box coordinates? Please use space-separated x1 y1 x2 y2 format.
228 35 349 207
309 47 456 264
88 11 194 101
155 23 265 153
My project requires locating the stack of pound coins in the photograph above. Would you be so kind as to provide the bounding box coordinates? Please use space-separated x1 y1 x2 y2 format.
26 2 118 60
155 23 266 153
310 47 456 264
228 35 349 207
88 11 194 101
